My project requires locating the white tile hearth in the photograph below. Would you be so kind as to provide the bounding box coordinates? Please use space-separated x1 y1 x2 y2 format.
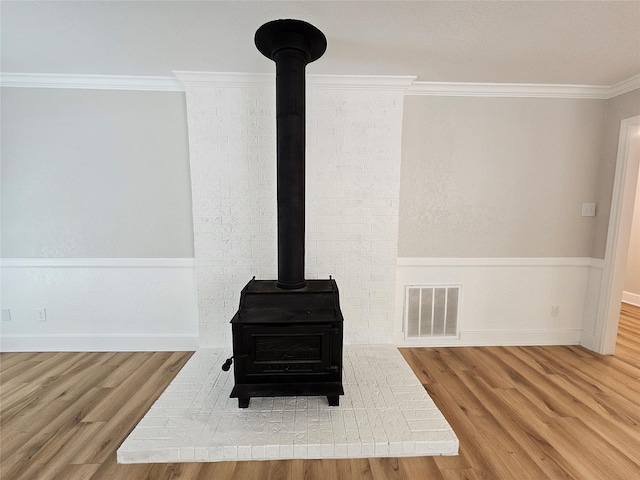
117 345 458 463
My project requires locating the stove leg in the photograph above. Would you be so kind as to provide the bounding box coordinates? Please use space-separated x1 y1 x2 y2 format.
238 397 250 408
327 395 339 407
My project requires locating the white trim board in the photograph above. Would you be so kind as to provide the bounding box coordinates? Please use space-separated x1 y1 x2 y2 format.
0 334 198 353
622 292 640 307
0 72 417 92
173 72 417 91
0 73 184 91
400 329 583 348
2 72 638 98
596 115 640 354
406 74 640 99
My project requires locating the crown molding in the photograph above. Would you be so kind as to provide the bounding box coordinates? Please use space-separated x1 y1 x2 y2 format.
310 74 417 91
172 71 271 88
0 73 184 91
172 71 417 91
406 81 612 99
406 75 640 99
608 74 640 98
2 71 638 98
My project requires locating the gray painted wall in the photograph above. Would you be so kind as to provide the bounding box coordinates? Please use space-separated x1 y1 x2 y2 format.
398 96 606 258
1 88 194 258
3 86 639 262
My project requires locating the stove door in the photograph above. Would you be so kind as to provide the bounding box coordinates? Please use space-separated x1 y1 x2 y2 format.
235 324 340 382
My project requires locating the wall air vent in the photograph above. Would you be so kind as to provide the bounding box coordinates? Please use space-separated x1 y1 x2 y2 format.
404 285 460 339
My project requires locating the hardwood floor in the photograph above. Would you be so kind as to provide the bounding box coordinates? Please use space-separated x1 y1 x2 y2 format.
1 305 639 479
616 302 640 368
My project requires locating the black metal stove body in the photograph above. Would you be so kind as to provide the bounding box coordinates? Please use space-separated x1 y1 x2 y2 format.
230 278 344 408
225 20 344 408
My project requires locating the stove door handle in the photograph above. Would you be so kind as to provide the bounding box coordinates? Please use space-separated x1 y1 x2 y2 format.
222 357 233 371
221 354 248 371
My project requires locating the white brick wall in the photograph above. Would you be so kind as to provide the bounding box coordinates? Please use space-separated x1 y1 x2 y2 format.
306 88 404 344
183 78 407 347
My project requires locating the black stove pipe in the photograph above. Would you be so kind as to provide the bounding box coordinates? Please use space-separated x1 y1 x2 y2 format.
255 20 327 290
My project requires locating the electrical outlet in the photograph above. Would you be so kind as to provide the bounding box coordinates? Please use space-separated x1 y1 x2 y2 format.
551 305 560 318
37 308 47 322
1 309 11 322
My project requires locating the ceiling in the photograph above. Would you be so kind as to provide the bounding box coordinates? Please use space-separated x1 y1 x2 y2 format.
2 1 639 86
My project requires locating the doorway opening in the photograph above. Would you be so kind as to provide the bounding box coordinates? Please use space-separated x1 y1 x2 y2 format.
597 115 640 354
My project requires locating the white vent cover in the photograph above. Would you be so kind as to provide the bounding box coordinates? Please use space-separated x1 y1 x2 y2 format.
404 285 460 339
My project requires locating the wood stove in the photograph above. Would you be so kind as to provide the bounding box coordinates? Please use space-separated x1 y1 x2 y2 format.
228 278 344 408
222 19 344 408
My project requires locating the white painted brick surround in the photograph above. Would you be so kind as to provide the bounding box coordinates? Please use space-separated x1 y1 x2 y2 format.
118 345 458 463
184 78 406 347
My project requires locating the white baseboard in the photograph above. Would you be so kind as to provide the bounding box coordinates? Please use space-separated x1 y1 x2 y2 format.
0 334 199 352
622 291 640 307
1 258 199 352
459 329 582 346
395 329 581 347
579 331 598 351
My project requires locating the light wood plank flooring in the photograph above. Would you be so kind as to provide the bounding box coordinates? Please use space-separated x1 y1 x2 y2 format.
1 304 639 479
